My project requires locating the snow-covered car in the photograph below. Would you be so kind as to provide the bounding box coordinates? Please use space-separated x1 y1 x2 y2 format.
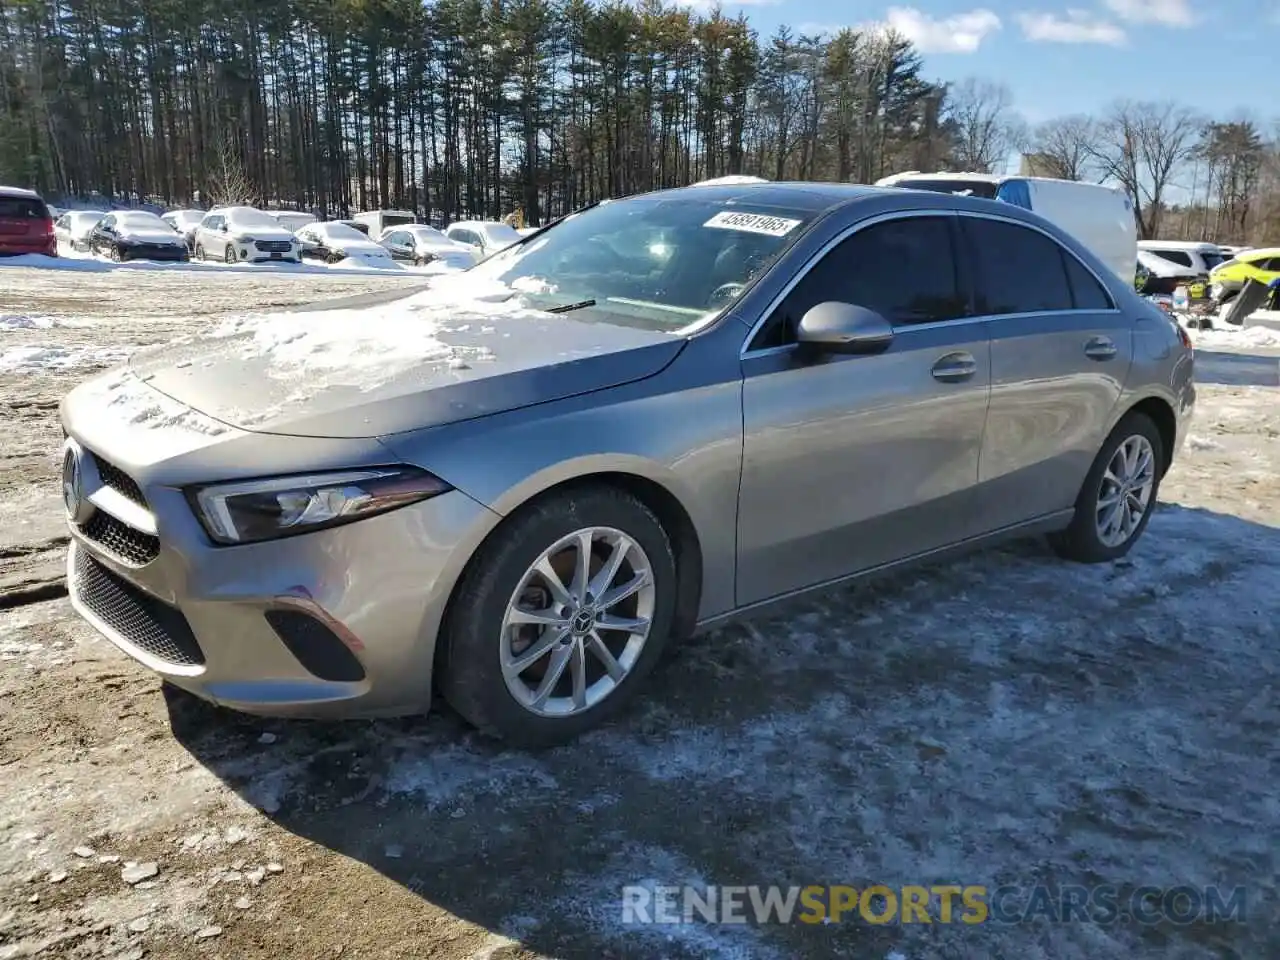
296 221 394 264
270 210 318 232
192 207 301 264
86 210 189 262
160 209 205 250
53 210 105 251
444 220 522 259
377 224 477 269
516 226 539 237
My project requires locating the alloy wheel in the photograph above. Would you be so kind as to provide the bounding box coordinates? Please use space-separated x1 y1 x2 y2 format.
500 526 655 718
1095 435 1156 548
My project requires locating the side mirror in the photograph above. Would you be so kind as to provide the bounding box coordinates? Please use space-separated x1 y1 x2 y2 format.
795 302 894 354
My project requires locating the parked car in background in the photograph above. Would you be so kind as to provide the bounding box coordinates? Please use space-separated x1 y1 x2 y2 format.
333 219 371 236
1136 249 1200 297
87 210 188 262
58 181 1194 746
295 221 393 264
1137 240 1226 280
192 206 301 264
54 210 105 251
875 172 1137 286
269 209 318 232
1217 244 1246 258
351 209 417 237
0 186 56 258
1209 247 1280 304
377 224 477 269
516 226 539 237
161 209 205 250
445 220 522 259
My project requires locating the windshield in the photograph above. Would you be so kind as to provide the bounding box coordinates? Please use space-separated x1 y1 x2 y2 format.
227 209 280 229
890 177 999 199
118 212 165 229
468 194 815 331
409 226 450 244
318 223 367 242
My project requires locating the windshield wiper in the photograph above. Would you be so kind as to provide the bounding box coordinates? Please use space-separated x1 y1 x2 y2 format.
545 299 597 314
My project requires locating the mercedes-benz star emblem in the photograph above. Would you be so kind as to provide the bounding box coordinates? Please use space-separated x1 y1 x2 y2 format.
61 440 95 525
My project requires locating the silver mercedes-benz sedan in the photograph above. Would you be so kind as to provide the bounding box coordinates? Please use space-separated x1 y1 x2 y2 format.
60 182 1196 746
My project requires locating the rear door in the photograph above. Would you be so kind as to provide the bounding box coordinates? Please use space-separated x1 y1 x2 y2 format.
0 194 48 245
963 212 1133 528
736 213 993 604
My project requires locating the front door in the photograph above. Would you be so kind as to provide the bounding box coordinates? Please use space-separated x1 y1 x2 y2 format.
736 213 993 606
958 214 1133 529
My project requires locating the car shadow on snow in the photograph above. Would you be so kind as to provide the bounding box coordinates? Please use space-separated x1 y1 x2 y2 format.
165 503 1280 960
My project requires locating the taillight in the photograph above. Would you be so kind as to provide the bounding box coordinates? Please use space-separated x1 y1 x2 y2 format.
1175 321 1193 351
38 217 53 236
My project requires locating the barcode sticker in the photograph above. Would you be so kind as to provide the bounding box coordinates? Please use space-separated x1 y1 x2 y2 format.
703 211 802 237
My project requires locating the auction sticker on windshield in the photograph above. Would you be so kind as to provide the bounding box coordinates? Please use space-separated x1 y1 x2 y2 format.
703 211 802 237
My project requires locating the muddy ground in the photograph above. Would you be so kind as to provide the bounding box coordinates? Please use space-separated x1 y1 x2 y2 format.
1 265 1278 960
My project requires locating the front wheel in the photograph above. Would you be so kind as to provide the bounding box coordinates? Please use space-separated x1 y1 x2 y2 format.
224 245 236 265
110 245 123 262
1049 412 1164 563
438 486 678 747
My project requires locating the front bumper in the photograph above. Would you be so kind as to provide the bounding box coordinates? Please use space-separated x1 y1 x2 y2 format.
63 438 498 718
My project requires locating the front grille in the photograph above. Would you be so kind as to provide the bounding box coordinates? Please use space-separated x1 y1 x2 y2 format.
254 240 292 253
80 510 160 566
91 453 147 507
73 549 204 666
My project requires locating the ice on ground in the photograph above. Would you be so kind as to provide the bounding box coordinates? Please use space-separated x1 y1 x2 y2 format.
0 343 136 372
1 249 463 278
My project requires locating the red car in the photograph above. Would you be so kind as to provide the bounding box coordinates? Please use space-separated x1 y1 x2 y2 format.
0 186 56 257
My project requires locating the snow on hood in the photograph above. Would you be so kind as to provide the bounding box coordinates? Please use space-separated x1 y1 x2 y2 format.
117 226 185 244
115 274 684 437
333 239 391 257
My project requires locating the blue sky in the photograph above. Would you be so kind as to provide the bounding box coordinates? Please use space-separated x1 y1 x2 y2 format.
700 0 1276 127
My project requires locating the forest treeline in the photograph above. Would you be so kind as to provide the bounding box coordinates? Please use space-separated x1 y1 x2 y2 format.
1 0 1278 242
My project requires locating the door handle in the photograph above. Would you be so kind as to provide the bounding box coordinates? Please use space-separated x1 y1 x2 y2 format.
931 352 978 382
1085 336 1117 360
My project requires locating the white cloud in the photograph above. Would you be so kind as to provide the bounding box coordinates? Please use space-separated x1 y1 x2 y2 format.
1103 0 1194 26
879 7 1003 53
1016 9 1127 44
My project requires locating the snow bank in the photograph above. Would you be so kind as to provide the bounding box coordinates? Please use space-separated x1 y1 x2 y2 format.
1191 323 1280 350
0 343 136 373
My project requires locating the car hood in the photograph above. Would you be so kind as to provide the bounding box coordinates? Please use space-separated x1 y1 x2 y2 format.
121 281 686 438
229 224 295 241
119 227 184 244
333 239 389 256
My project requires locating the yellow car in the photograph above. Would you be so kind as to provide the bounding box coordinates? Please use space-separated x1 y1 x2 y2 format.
1209 247 1280 303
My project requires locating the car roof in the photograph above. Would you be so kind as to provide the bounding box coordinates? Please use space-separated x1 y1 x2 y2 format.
1138 240 1222 250
1238 247 1280 259
0 185 42 199
450 220 516 230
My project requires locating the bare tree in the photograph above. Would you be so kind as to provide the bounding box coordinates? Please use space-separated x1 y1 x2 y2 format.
1029 115 1097 180
943 77 1027 173
1087 100 1201 239
206 132 253 207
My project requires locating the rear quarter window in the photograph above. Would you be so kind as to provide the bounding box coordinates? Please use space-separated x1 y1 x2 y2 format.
0 197 48 219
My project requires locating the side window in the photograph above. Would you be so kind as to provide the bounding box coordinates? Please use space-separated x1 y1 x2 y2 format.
962 217 1073 315
1153 249 1193 268
1259 257 1280 271
1061 252 1115 310
762 216 962 347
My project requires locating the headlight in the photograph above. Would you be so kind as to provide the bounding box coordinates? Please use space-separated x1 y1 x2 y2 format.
231 234 253 243
189 466 452 545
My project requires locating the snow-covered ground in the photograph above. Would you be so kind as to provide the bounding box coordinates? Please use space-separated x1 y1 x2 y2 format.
0 269 1277 959
3 238 461 278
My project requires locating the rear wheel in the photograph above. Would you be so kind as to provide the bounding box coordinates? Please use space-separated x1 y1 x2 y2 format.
1049 412 1164 563
438 486 678 747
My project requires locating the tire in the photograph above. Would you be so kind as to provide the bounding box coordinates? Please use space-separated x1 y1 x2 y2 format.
194 244 204 261
224 245 236 265
110 245 122 262
1049 411 1164 564
438 485 678 748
